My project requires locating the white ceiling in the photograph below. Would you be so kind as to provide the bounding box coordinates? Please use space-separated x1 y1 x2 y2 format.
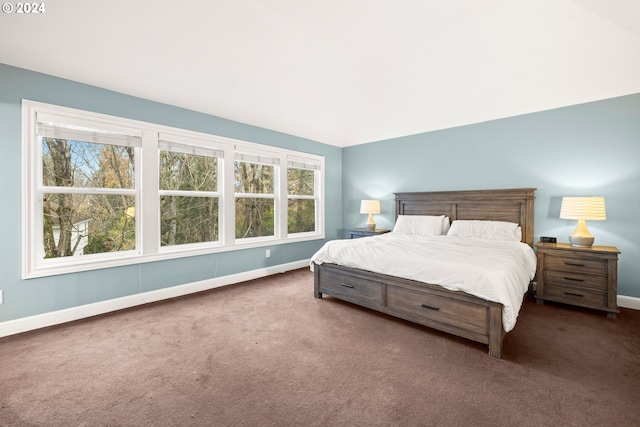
1 0 639 147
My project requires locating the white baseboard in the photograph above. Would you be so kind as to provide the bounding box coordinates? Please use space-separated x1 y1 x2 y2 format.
2 262 636 340
618 294 640 311
0 259 310 339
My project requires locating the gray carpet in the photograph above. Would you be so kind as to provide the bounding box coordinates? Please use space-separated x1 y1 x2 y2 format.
1 268 638 426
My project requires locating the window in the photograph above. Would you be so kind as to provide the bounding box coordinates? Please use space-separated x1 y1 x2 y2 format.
159 136 222 247
34 112 141 266
234 151 277 240
287 156 320 235
23 101 324 278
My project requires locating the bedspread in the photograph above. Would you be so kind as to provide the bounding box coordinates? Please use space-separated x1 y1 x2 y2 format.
310 233 537 331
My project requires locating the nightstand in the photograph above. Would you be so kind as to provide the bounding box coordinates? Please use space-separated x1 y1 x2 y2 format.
535 242 620 319
347 228 390 239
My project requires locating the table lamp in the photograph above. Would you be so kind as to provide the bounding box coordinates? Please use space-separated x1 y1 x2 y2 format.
360 199 380 230
560 196 606 247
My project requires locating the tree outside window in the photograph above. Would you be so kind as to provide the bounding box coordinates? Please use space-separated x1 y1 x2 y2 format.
25 101 324 278
41 137 136 258
287 167 316 234
234 161 274 239
159 150 219 246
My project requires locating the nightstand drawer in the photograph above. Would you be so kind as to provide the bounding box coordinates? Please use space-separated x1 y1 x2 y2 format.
544 283 606 308
544 269 606 290
545 256 606 276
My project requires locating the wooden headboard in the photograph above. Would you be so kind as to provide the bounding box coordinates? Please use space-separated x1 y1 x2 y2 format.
394 188 536 247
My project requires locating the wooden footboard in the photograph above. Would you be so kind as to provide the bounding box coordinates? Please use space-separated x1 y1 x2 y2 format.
314 262 506 358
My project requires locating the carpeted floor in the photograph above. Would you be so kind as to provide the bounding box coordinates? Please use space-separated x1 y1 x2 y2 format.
0 268 638 427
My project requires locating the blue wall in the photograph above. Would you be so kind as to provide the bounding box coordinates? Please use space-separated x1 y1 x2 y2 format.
0 64 342 323
343 94 640 298
1 63 638 328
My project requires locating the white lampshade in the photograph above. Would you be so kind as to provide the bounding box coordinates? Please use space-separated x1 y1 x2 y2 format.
560 197 606 221
360 199 380 230
560 197 606 247
360 199 380 214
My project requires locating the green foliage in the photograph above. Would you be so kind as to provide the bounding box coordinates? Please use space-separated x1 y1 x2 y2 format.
235 198 274 238
288 199 315 233
160 151 217 192
84 233 115 255
160 196 219 246
287 168 316 233
159 151 219 246
287 168 314 195
235 162 275 238
42 138 136 258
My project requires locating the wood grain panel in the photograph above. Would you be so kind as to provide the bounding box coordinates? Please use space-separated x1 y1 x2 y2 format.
395 188 535 247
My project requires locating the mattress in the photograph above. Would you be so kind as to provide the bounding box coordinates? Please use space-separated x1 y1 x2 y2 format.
310 233 537 331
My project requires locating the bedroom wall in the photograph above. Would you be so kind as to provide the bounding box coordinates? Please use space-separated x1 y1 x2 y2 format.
342 93 640 300
0 64 342 324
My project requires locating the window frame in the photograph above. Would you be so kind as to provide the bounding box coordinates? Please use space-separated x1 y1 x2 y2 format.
157 133 224 251
38 116 142 261
22 100 325 279
234 152 278 241
286 158 321 238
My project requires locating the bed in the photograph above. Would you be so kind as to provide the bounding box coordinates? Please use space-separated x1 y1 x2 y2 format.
312 188 536 358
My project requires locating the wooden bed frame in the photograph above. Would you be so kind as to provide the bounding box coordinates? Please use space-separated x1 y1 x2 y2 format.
313 188 536 358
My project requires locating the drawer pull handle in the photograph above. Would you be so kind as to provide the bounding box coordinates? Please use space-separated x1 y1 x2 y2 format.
565 262 585 267
340 283 354 288
564 291 584 297
420 304 440 311
564 276 584 282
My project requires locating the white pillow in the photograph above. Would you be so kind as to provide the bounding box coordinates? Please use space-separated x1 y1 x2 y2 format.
393 215 447 237
447 220 522 241
441 216 451 234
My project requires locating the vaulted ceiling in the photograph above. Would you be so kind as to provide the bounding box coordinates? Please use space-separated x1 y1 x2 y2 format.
1 0 639 147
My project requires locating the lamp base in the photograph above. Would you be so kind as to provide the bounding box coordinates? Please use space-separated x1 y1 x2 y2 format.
365 212 376 230
568 219 595 247
569 235 594 247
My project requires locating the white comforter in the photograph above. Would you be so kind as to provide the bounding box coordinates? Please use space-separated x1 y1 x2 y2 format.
310 233 537 332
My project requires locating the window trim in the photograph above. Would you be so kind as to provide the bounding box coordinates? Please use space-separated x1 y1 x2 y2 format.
22 100 325 279
286 164 320 237
234 158 277 241
158 139 222 249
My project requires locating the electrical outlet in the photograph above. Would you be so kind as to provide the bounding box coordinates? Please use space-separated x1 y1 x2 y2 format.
266 249 271 258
